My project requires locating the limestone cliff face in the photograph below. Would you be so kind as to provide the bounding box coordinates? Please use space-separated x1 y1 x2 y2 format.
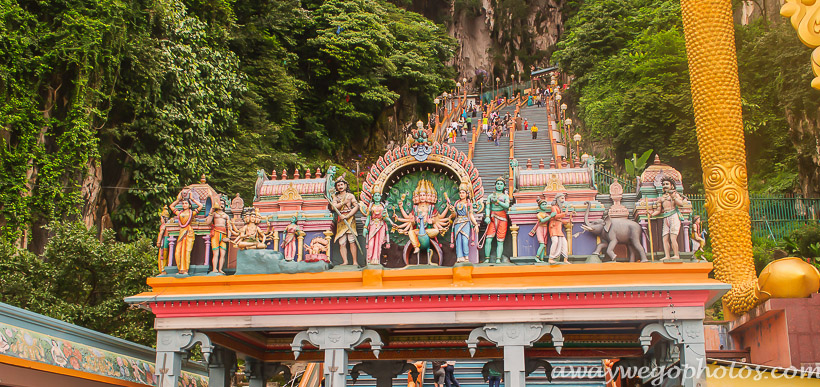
406 0 564 86
450 0 563 85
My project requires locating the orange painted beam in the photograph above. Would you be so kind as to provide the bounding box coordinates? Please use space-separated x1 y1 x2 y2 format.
135 262 719 299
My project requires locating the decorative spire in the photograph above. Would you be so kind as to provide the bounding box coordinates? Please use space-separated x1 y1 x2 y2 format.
526 159 532 170
539 159 545 169
281 168 287 180
271 170 277 180
305 168 312 178
200 174 207 184
315 167 322 178
654 154 661 165
294 168 301 179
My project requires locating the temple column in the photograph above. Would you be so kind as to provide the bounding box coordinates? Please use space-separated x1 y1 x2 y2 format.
203 234 212 268
640 319 706 387
207 345 236 387
510 225 519 257
324 230 334 263
167 236 177 267
155 330 213 387
297 232 306 261
291 327 383 387
466 323 564 387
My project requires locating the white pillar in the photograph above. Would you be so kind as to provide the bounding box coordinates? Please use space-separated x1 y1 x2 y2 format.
639 319 706 387
155 330 213 387
208 346 236 387
291 327 383 387
503 345 527 387
466 323 564 387
679 320 706 387
324 348 348 387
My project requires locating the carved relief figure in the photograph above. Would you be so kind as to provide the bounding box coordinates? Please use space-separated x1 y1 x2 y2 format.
691 215 705 253
483 177 511 263
362 192 391 265
205 202 231 274
305 237 330 262
169 190 202 275
331 175 359 265
231 211 267 250
652 177 689 260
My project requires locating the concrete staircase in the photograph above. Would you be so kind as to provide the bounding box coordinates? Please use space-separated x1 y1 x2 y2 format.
472 106 514 194
346 359 607 387
514 105 554 168
449 111 479 156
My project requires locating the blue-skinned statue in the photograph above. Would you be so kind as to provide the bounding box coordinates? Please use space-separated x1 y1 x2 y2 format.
483 177 511 263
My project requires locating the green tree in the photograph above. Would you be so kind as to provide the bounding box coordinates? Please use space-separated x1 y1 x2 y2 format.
0 222 156 345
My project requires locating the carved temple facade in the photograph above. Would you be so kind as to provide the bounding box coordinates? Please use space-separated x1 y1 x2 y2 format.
131 138 720 387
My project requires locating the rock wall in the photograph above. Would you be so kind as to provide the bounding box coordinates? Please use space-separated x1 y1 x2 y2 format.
406 0 564 87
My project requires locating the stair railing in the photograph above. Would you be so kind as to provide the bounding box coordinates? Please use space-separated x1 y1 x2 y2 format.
544 95 561 168
433 85 469 143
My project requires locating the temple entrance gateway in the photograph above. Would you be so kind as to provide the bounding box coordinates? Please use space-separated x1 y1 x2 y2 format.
125 0 775 384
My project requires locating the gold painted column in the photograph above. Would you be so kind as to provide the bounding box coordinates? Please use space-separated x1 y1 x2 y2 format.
510 225 520 257
680 0 759 315
324 230 334 263
297 232 306 262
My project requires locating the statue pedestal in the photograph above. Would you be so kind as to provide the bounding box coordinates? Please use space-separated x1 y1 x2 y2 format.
235 249 330 275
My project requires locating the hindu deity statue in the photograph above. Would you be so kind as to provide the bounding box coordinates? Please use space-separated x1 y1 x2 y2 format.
231 210 267 250
330 175 360 265
528 196 551 263
483 177 510 263
205 202 231 274
547 193 572 263
156 208 171 273
304 237 330 262
393 179 451 259
281 215 303 261
691 215 705 253
651 176 689 260
450 183 478 263
362 191 391 265
168 190 203 275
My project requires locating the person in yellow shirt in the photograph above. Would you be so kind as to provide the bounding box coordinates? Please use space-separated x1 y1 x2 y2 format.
531 124 538 139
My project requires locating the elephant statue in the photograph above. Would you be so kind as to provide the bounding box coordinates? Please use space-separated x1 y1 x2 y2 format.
581 202 647 262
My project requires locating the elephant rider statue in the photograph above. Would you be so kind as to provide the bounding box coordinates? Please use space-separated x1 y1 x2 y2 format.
581 202 647 262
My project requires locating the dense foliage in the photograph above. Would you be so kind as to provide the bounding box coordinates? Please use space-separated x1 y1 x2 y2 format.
553 0 818 194
0 222 156 345
0 0 456 248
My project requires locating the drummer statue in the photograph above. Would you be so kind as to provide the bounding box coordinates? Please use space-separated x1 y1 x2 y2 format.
331 174 359 265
